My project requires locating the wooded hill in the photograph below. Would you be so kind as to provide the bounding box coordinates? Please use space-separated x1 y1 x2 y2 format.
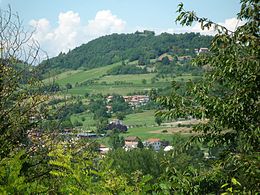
39 31 212 74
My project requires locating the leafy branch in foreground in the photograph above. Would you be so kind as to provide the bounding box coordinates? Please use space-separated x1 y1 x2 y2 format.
156 0 259 193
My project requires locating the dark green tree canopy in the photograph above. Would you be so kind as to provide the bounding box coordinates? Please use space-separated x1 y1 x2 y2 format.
156 0 259 193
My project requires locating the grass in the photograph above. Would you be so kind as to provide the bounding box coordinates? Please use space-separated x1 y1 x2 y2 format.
70 109 189 141
43 70 81 84
70 112 96 131
124 110 156 127
174 74 201 82
98 73 157 84
123 126 177 141
44 63 119 86
67 84 158 96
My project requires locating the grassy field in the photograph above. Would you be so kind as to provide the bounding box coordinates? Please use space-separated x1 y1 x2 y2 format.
67 84 160 96
123 126 171 140
65 73 198 96
70 112 96 130
43 70 81 84
98 73 157 85
43 61 200 96
44 63 119 86
70 109 191 142
124 110 156 127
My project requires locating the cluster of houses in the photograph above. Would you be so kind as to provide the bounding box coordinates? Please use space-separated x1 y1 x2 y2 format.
124 136 171 151
98 136 173 155
106 95 150 108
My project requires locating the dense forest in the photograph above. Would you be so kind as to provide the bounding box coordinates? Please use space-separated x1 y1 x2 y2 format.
39 31 212 74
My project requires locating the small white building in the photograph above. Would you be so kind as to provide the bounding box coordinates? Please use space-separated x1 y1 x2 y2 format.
145 138 162 151
198 47 209 54
99 144 110 155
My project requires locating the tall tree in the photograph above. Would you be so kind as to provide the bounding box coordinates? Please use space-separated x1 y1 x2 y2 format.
156 0 259 193
0 6 46 158
0 6 53 193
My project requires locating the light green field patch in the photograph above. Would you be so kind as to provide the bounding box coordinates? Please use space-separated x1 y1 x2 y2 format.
98 73 157 85
44 63 119 86
124 110 156 127
70 112 96 130
67 85 155 96
43 70 81 84
174 74 201 82
123 126 174 141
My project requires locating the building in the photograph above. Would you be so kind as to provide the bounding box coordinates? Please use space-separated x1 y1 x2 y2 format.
198 48 209 54
124 136 141 150
106 95 150 109
123 95 150 108
144 138 162 151
99 144 110 155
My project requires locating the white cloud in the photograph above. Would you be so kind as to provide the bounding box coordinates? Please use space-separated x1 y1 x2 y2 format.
162 17 244 35
31 11 243 58
30 10 126 57
86 10 126 36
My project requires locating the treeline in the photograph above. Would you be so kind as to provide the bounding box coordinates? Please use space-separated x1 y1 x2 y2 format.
38 32 212 75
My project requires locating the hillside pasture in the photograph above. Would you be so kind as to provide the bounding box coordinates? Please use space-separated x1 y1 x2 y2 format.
44 63 119 86
67 84 158 96
97 73 157 85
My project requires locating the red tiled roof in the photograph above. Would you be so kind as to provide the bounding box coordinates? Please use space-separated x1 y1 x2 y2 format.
147 138 160 143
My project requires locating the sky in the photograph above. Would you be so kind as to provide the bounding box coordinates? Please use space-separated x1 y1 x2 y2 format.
1 0 242 57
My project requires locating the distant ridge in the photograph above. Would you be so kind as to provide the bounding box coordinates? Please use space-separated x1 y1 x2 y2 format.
38 31 212 74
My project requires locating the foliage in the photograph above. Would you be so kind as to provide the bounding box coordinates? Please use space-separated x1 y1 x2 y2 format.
107 148 164 181
0 151 46 194
109 94 131 114
0 6 54 194
48 144 153 194
105 122 128 133
155 116 163 126
156 0 260 193
0 5 47 157
88 97 109 120
108 133 125 149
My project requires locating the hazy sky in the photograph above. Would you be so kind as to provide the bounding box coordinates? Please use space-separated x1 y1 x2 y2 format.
1 0 242 57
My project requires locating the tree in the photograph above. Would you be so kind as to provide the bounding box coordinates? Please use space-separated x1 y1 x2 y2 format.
155 116 163 126
0 6 46 158
65 83 72 90
137 140 144 148
0 6 54 193
108 133 125 149
161 56 170 65
96 117 109 134
115 112 126 120
142 79 147 84
156 1 259 193
110 94 131 114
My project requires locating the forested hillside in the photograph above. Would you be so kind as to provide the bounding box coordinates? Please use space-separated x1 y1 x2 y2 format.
39 31 212 74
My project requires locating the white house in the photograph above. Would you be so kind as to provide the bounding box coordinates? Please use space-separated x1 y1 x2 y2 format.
145 138 162 151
